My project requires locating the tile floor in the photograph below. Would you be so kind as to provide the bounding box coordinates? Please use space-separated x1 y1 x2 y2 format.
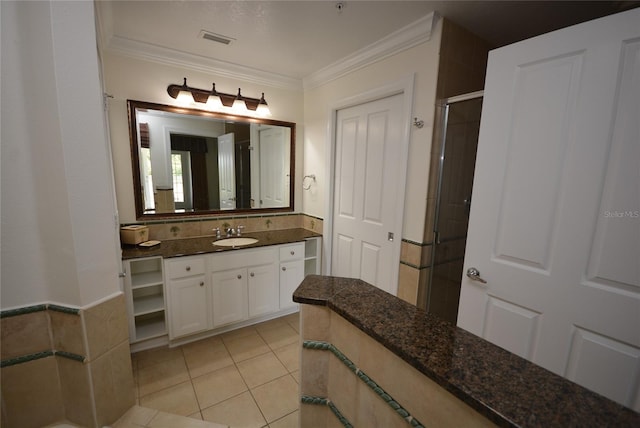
122 312 301 428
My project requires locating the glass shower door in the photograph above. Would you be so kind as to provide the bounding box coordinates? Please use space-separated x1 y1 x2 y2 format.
428 95 483 324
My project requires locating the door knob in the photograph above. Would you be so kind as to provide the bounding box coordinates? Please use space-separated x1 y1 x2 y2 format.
466 267 487 284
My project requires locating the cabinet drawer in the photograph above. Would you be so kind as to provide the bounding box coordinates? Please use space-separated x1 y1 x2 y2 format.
279 243 304 262
166 257 206 279
211 247 278 271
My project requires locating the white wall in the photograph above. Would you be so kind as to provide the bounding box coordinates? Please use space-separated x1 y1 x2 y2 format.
303 18 443 242
1 0 120 309
103 53 305 223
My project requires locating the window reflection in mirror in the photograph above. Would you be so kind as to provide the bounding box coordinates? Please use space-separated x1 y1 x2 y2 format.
128 100 294 219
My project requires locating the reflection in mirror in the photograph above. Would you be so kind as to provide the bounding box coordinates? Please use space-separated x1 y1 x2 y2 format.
128 100 295 219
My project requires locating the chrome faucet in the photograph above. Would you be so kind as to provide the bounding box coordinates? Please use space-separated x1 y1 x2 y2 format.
213 228 221 238
226 227 235 237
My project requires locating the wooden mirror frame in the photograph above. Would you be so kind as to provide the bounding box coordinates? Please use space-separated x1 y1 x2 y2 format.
127 100 295 219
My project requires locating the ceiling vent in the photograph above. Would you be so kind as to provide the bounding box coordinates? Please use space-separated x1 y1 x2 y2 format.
199 30 234 45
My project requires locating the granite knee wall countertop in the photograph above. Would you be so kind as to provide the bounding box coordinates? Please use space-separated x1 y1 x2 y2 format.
293 275 640 428
121 228 320 259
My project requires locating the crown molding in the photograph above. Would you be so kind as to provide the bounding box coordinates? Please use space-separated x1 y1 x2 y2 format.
103 35 303 91
303 12 438 90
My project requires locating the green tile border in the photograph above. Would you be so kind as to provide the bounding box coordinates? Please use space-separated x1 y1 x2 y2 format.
1 303 80 318
301 395 353 428
48 304 81 315
401 238 434 247
0 304 47 318
399 260 431 270
1 350 86 367
1 351 54 368
303 340 426 428
55 350 86 363
1 304 86 367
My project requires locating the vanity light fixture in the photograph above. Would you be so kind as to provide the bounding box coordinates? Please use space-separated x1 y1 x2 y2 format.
167 78 271 116
256 93 271 117
175 78 195 106
205 83 223 110
231 88 246 113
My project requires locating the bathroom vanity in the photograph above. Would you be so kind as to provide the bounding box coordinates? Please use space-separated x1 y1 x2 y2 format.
121 228 320 351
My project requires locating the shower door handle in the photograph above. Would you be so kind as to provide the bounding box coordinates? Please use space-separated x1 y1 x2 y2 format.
466 267 487 284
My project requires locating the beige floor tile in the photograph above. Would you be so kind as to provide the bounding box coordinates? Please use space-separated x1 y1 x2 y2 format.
201 391 266 428
182 337 234 378
148 410 228 428
139 381 200 416
133 346 184 369
109 421 143 428
137 357 190 397
254 318 287 333
189 410 204 420
282 313 300 333
192 365 248 409
257 323 299 350
222 331 271 362
268 410 298 428
112 405 158 426
237 352 288 388
273 342 300 373
251 375 299 423
220 325 258 341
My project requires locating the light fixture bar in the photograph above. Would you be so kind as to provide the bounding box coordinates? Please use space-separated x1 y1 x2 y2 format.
167 78 269 116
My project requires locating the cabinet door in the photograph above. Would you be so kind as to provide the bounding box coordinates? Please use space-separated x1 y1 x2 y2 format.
167 276 208 339
280 259 304 309
211 268 248 327
248 263 279 317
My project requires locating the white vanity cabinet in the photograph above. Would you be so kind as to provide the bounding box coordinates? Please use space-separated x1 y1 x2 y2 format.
210 246 279 328
304 236 322 276
210 268 248 327
248 263 280 317
124 237 321 347
165 255 209 339
279 243 305 310
123 256 167 343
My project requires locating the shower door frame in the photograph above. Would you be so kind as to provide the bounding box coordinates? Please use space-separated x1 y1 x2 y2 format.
427 90 484 317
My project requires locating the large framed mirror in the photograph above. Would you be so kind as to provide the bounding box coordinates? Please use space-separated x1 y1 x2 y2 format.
127 100 295 219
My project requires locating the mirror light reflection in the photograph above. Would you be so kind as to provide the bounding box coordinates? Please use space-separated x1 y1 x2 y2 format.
128 100 294 219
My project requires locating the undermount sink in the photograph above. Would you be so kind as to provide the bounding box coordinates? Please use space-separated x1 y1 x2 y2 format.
213 237 259 247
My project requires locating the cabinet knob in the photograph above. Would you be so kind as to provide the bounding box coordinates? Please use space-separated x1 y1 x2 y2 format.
250 272 255 277
237 274 242 280
186 266 191 271
290 251 295 255
199 281 204 287
282 267 287 271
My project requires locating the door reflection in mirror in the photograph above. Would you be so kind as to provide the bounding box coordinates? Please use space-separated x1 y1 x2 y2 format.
129 100 294 218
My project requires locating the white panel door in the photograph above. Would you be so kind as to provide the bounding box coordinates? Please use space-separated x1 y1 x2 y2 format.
458 9 640 410
332 93 405 295
218 133 236 210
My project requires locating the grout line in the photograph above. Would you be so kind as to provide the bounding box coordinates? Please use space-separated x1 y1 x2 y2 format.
133 314 301 426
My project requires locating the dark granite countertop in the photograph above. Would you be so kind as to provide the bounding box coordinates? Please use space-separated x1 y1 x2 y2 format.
121 228 321 260
293 275 640 428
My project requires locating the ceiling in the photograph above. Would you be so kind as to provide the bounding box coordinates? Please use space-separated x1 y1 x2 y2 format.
97 1 638 81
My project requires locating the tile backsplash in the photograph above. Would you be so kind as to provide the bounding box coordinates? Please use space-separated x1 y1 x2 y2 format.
124 213 323 241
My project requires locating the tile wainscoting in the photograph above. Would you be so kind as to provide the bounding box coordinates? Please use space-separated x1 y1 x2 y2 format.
398 239 433 307
1 294 135 428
